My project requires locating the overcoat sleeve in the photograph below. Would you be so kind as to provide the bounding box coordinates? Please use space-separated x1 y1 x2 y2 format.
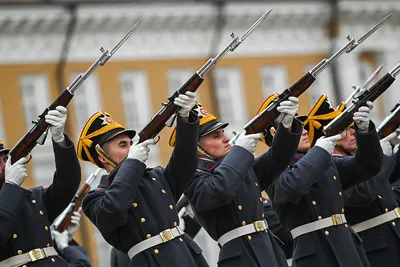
42 135 81 224
389 149 400 183
61 243 92 267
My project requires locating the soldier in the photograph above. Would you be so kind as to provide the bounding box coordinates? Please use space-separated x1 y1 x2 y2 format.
171 97 302 267
0 106 82 267
267 95 383 267
51 210 92 267
342 129 400 267
80 92 209 267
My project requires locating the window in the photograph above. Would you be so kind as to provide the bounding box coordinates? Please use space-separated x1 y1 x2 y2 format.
214 67 247 132
20 74 54 187
260 65 288 98
70 72 103 178
119 71 161 167
305 64 335 106
167 68 198 100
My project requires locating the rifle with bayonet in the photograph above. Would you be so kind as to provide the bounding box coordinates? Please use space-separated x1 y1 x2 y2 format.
244 14 391 135
377 102 400 139
324 61 400 136
8 21 141 164
106 10 272 180
53 168 104 232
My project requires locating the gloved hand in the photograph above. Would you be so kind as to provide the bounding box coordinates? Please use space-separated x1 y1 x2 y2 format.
51 230 69 252
380 131 397 156
234 132 262 154
394 144 400 155
5 157 28 186
353 101 373 133
127 138 157 163
314 134 343 155
228 131 240 146
67 209 81 241
277 96 299 128
45 106 67 143
174 91 196 118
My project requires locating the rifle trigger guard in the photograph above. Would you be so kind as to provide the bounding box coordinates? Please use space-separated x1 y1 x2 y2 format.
25 154 32 164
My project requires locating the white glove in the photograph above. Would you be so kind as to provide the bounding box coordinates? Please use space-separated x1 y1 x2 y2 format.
353 101 373 133
380 131 397 156
127 138 157 163
229 131 240 146
51 230 69 252
277 97 299 128
45 106 67 143
314 134 343 155
5 157 28 186
174 91 196 118
234 132 262 154
67 209 81 241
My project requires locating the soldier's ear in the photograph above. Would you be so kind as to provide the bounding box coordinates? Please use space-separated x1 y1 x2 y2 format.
98 155 108 165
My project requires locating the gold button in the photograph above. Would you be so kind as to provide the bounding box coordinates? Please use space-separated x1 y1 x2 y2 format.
31 200 36 204
132 203 138 208
146 234 152 239
312 201 317 206
47 243 50 247
39 210 44 215
339 192 342 196
333 176 337 180
392 222 396 226
345 224 348 228
162 189 166 194
179 238 183 242
262 213 265 218
325 231 329 236
392 187 395 191
154 249 159 254
255 182 259 187
341 208 345 213
260 197 263 203
318 216 322 220
17 250 22 255
247 235 252 240
45 226 49 231
238 205 243 211
23 265 27 267
169 205 174 210
378 195 382 199
385 208 389 213
51 258 55 262
13 234 17 239
242 221 246 226
141 218 146 223
152 178 156 181
174 221 177 226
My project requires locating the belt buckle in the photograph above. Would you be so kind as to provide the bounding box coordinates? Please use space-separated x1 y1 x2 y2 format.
28 248 45 262
394 207 400 218
160 229 175 242
331 214 343 225
253 220 266 232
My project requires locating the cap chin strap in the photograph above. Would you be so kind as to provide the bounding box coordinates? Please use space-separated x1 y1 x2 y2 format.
197 143 217 161
95 144 118 168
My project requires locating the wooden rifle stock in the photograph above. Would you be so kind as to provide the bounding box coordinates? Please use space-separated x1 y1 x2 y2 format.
244 72 315 134
377 103 400 138
9 89 73 164
324 73 396 136
54 183 91 232
107 73 204 181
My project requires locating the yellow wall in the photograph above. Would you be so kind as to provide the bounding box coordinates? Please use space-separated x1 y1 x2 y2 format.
0 53 326 262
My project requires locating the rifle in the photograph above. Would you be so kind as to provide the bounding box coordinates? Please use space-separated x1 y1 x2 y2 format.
377 102 400 139
53 168 104 232
244 14 391 135
107 9 273 180
9 21 141 164
324 62 400 136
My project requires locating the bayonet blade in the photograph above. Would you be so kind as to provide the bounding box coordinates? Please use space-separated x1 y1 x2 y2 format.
360 64 383 90
241 9 272 41
110 20 141 55
357 14 392 45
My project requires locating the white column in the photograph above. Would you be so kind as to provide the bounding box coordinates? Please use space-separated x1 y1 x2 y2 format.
379 50 400 114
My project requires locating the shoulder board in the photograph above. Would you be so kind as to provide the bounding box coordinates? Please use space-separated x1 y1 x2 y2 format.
89 188 105 194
